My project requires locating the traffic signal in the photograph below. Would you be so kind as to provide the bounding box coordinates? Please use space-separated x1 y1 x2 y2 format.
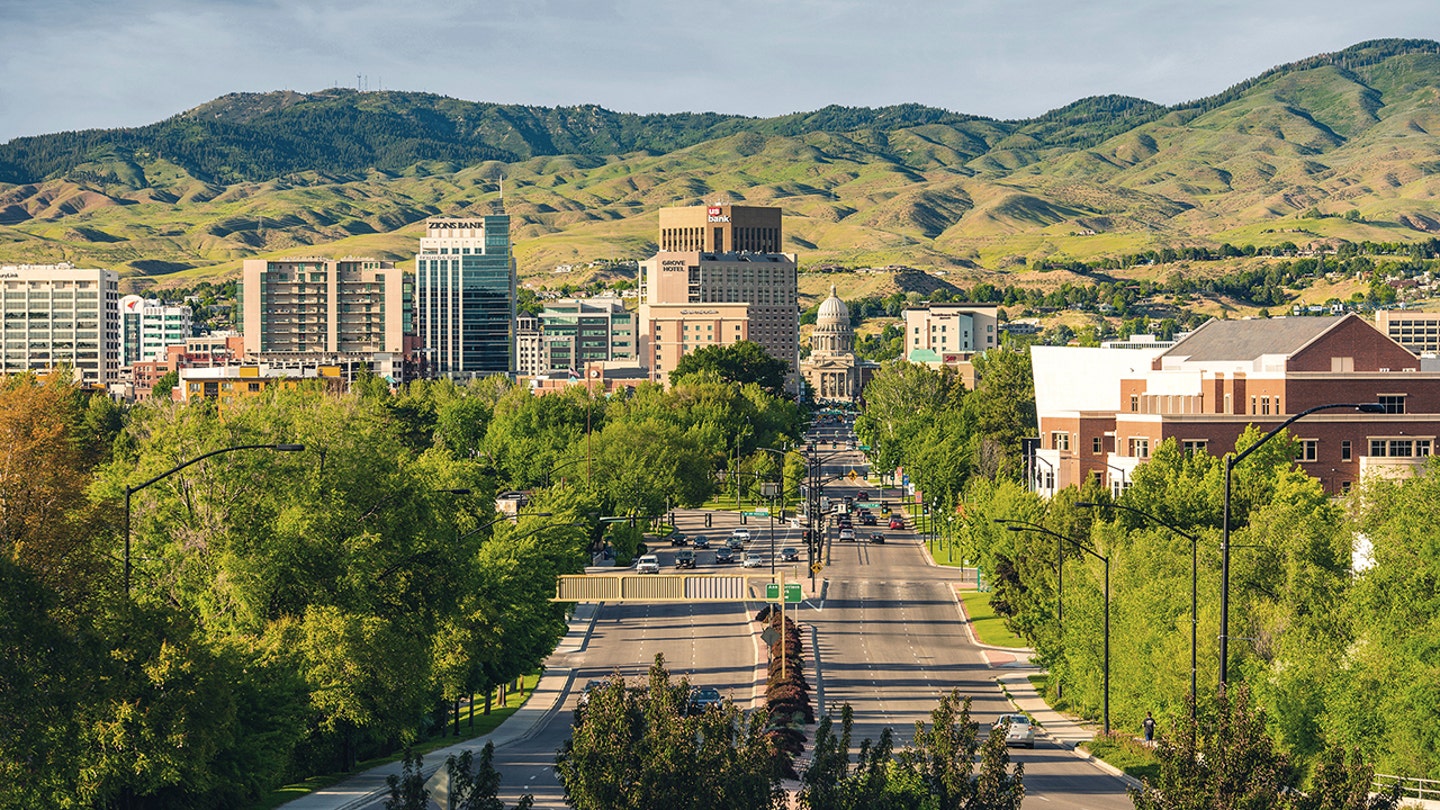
705 512 712 528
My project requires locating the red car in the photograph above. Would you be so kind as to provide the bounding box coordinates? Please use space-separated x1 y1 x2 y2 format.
889 517 904 530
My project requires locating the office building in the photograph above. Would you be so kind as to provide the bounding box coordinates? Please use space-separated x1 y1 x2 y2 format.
639 203 799 392
240 257 409 356
1029 315 1440 498
0 263 120 386
536 297 635 374
120 295 193 366
903 303 1000 363
415 216 516 378
515 314 543 377
1375 308 1440 355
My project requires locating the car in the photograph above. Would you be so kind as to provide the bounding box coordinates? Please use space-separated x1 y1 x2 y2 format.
669 531 688 546
726 536 745 551
838 529 855 542
691 534 710 549
576 679 605 711
857 490 870 501
889 517 905 530
731 528 752 542
741 552 764 568
715 547 735 563
869 532 886 544
688 686 723 713
779 547 800 562
636 554 660 574
836 517 852 528
675 549 696 569
993 713 1036 748
860 513 878 526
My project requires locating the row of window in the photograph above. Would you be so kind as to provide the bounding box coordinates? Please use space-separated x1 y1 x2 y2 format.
1052 431 1434 461
1129 393 1410 415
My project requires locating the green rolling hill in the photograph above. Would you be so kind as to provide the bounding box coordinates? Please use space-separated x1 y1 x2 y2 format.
2 38 1440 293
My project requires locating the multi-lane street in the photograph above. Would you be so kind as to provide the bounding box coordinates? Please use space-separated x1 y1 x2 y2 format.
355 414 1133 809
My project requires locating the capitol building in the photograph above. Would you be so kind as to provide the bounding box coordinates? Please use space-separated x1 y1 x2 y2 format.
800 286 876 404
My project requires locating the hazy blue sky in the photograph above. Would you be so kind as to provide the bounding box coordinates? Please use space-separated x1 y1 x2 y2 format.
2 0 1437 143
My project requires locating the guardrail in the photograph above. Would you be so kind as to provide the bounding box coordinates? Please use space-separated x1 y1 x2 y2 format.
1374 773 1440 803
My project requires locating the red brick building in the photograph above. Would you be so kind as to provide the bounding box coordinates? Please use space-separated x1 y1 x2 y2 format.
1031 315 1440 497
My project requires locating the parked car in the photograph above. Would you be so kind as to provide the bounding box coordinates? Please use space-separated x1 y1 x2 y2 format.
688 686 723 714
993 713 1036 748
675 549 696 569
869 532 886 544
715 547 735 563
838 529 855 542
889 517 905 530
779 547 800 562
731 528 752 542
691 534 710 549
741 552 764 568
636 554 660 574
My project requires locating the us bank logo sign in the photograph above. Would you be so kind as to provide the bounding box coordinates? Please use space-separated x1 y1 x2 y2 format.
707 206 730 223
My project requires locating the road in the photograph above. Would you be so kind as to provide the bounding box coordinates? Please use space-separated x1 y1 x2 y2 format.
353 414 1133 808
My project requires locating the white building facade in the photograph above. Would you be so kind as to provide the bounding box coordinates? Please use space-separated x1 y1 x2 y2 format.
120 295 193 366
1 263 120 385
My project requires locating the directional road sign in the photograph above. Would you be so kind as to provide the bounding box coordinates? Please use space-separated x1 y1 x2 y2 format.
847 470 859 482
784 583 802 603
765 582 780 601
811 562 824 574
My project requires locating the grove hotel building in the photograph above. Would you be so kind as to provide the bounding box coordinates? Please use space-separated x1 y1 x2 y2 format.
1029 315 1440 498
0 263 120 386
639 204 798 392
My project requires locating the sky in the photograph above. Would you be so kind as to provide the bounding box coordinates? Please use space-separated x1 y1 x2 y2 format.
2 0 1438 143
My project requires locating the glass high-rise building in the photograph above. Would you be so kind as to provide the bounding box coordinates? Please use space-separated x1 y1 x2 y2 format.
415 216 515 378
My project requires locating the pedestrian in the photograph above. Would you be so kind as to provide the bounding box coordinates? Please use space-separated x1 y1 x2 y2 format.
1143 711 1156 744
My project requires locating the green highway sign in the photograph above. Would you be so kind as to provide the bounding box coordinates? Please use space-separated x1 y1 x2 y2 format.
859 444 871 451
784 584 802 603
765 583 780 601
744 508 770 517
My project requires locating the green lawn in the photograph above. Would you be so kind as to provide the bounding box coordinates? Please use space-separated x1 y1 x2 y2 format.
1079 733 1161 783
252 673 541 810
958 591 1027 649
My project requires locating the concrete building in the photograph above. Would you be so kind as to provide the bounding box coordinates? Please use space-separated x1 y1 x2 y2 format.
0 263 120 386
415 216 516 378
127 333 245 399
1375 308 1440 355
536 297 635 374
240 257 409 356
120 295 192 366
515 314 543 377
903 303 1000 364
178 364 345 406
1030 314 1440 498
640 203 799 392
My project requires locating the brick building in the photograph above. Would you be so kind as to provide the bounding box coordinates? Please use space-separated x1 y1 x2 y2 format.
1030 315 1440 497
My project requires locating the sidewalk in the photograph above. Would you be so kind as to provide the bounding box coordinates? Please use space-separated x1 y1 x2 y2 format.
280 603 600 810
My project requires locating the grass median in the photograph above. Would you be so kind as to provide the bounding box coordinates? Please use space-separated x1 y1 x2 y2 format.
958 590 1027 649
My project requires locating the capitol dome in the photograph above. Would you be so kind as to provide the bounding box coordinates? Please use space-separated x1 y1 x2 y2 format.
816 285 850 326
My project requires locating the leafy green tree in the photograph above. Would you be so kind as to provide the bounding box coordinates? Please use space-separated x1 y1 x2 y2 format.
670 341 790 396
384 749 429 810
962 347 1035 481
152 369 180 399
445 742 534 809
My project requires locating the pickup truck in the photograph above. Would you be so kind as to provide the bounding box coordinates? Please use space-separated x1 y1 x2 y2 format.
636 555 660 574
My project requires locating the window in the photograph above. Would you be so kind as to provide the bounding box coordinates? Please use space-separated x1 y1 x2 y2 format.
1051 431 1071 451
1250 396 1257 415
1298 440 1318 462
1379 395 1406 414
1182 439 1208 454
1130 394 1139 413
1341 440 1352 461
1261 396 1270 415
1341 481 1352 494
1093 436 1103 455
1129 438 1150 459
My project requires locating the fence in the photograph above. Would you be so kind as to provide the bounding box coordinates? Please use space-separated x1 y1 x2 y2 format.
1374 773 1440 804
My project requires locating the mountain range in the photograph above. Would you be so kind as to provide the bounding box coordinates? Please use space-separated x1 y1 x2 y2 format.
2 38 1440 291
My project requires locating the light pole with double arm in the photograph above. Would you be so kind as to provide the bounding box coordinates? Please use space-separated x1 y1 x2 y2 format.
1219 401 1383 688
124 443 305 597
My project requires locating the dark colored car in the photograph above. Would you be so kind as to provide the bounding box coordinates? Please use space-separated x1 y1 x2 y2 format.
857 490 870 501
860 512 877 526
688 686 723 714
675 549 696 568
715 547 735 563
869 532 886 544
691 535 710 549
780 547 800 562
576 679 605 711
669 531 688 546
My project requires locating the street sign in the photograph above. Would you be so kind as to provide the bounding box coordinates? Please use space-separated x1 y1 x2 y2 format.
765 582 780 601
744 508 770 517
761 627 780 645
847 470 858 482
859 444 871 451
784 583 802 603
811 562 824 574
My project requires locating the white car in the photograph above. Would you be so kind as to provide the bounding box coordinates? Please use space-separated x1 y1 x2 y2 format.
993 713 1036 748
741 552 764 568
636 554 660 574
838 528 855 542
731 528 752 542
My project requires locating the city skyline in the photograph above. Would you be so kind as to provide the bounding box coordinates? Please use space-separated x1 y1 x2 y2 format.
2 0 1437 143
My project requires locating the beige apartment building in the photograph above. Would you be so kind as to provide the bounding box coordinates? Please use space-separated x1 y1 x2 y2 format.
640 203 799 392
240 258 410 356
1375 308 1440 355
0 263 120 386
903 302 1001 363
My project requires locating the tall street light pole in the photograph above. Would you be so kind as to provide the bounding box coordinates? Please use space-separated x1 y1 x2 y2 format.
124 443 305 597
995 518 1063 698
1076 500 1199 712
1219 401 1382 688
1003 520 1109 734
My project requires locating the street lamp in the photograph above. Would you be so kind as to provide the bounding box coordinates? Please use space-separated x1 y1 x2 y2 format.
1077 500 1199 711
1003 521 1110 734
1219 402 1383 687
124 443 305 597
995 517 1064 698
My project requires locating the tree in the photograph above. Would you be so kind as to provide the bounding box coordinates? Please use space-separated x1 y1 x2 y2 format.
152 369 180 399
445 742 534 809
384 748 429 810
669 341 789 396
